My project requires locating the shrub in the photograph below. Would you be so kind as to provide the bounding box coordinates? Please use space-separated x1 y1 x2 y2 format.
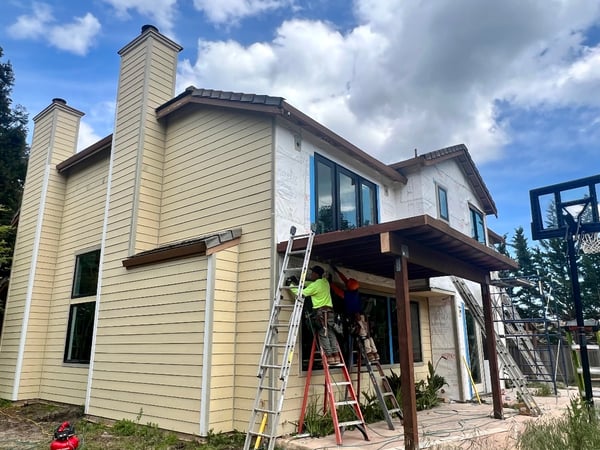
518 397 600 450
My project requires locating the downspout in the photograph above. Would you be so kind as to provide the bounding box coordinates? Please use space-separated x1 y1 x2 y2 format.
12 159 52 400
200 253 216 436
85 130 117 412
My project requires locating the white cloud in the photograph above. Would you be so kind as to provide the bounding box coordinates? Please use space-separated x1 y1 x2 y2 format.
101 0 178 36
192 0 289 25
7 2 53 39
7 3 101 55
178 0 600 165
48 13 101 56
77 120 103 151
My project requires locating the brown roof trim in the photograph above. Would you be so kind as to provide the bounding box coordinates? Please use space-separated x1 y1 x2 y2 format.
390 144 497 216
487 228 505 245
56 134 113 174
122 229 242 269
156 88 407 185
281 102 407 184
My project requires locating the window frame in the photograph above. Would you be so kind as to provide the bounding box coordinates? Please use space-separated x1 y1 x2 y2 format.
314 154 378 233
71 249 101 299
300 294 422 371
63 300 95 364
437 184 449 221
469 205 486 244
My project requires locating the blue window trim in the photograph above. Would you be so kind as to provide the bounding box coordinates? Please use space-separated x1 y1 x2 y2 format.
310 154 315 225
461 302 474 399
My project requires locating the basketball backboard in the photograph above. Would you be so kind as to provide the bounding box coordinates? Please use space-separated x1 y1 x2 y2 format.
530 174 600 240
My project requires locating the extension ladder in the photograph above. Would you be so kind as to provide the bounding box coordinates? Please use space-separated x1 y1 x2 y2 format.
451 277 541 416
354 337 403 429
498 292 553 383
298 336 369 445
243 226 315 450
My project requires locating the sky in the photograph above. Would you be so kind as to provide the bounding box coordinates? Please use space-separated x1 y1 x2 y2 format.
1 0 600 248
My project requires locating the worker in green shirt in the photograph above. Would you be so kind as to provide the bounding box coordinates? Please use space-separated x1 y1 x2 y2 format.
290 265 343 366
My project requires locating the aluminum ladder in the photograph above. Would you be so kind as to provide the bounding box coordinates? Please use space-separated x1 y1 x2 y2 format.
498 292 553 383
354 337 403 429
451 276 541 416
243 226 315 450
298 336 369 446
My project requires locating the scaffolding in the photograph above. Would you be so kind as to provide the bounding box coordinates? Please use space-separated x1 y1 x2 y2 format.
490 276 567 394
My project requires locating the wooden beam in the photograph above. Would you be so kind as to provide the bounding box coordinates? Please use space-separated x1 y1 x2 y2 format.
381 231 488 284
394 252 419 450
481 281 503 419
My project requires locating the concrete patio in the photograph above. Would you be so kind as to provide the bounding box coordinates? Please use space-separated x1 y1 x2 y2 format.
278 387 577 449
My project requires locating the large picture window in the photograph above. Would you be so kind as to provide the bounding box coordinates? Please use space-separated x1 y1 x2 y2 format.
72 249 100 298
301 294 422 370
64 301 95 364
469 206 486 244
315 154 378 233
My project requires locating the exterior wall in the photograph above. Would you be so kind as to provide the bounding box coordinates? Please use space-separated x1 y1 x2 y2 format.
38 158 108 404
395 160 487 236
208 247 240 432
428 295 464 402
273 123 395 242
160 107 274 432
88 257 207 434
0 100 83 400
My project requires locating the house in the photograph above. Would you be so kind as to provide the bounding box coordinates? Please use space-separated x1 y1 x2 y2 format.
0 25 517 448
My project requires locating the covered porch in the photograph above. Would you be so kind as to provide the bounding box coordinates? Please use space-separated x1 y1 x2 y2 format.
277 214 518 450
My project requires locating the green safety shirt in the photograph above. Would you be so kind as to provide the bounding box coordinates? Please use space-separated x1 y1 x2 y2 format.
291 278 333 309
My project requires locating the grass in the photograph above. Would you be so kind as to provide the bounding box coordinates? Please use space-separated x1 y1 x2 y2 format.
517 396 600 450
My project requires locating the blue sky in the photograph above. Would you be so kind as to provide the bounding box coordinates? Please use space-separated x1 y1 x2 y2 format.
1 0 600 247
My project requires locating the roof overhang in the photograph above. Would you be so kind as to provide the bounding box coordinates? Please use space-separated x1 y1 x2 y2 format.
123 229 242 269
277 215 517 284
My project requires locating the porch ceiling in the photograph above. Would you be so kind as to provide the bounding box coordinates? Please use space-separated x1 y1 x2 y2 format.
277 215 518 284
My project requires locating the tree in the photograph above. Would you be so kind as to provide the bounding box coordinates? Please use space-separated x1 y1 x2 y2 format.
0 46 28 278
507 227 545 317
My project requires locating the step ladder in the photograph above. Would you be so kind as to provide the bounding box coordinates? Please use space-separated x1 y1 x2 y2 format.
298 336 369 445
354 337 403 429
498 292 553 383
243 226 315 450
451 276 541 416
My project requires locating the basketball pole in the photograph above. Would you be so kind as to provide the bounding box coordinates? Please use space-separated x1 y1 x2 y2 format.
566 231 594 405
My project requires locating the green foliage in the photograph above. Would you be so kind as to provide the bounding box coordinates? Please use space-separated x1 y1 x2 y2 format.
386 361 447 411
359 391 384 423
301 395 334 437
0 47 28 225
518 397 600 450
530 382 553 397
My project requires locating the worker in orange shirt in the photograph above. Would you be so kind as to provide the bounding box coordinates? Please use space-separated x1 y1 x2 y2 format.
331 266 379 362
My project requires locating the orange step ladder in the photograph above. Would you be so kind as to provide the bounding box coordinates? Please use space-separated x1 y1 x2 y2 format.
298 336 369 445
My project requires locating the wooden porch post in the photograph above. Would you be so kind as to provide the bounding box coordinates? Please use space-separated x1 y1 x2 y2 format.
394 251 419 449
481 280 503 419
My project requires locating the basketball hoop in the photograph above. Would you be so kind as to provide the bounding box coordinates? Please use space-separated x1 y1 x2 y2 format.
580 232 600 254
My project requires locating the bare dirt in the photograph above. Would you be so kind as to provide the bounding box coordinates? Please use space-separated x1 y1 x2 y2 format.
0 400 84 449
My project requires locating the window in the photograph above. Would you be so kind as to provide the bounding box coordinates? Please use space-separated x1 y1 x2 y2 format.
64 301 95 364
72 249 100 298
469 206 486 244
437 185 449 221
301 295 422 370
314 154 378 233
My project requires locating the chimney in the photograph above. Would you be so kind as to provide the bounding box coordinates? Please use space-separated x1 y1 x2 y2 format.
1 98 84 399
109 25 183 255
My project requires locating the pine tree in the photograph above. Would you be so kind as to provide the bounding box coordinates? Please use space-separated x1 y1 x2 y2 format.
508 227 544 317
0 46 28 278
